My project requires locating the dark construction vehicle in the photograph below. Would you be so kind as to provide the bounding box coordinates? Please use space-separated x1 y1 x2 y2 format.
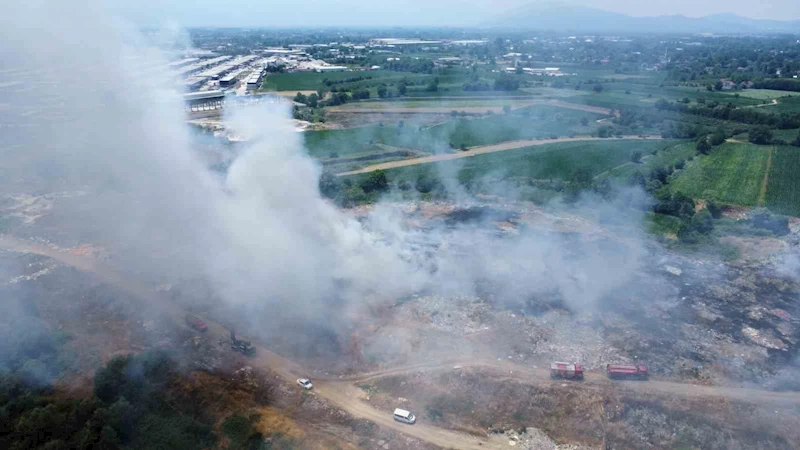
607 364 649 380
230 330 256 356
550 362 584 380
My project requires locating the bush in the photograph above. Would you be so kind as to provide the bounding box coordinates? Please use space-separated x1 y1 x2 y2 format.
751 209 790 236
631 151 643 163
696 137 711 155
359 170 388 193
748 126 773 145
706 200 722 219
690 209 714 234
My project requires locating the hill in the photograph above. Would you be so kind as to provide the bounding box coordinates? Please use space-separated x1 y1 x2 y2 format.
489 3 800 34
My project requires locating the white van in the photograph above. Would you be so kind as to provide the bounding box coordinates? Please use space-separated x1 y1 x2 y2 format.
393 408 416 424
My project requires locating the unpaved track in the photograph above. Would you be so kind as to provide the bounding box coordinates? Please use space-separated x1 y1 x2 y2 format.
337 136 662 176
5 234 800 449
0 235 500 449
329 99 612 116
332 359 800 407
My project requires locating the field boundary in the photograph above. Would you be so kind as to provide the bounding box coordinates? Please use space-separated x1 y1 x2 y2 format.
758 146 775 206
329 99 613 116
336 135 662 176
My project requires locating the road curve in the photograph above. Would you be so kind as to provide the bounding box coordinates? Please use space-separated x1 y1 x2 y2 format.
0 235 500 449
336 135 663 176
4 234 800 450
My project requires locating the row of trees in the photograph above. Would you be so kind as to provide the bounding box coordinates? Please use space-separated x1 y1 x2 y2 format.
1 352 216 450
655 98 800 129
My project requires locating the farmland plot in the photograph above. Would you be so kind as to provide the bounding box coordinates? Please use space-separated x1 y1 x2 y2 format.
765 146 800 217
670 142 770 206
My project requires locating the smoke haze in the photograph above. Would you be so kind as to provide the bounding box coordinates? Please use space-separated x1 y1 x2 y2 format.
0 2 651 350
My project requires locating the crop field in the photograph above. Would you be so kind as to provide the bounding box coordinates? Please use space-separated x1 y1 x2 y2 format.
604 141 695 180
403 88 534 98
764 146 800 217
736 89 800 100
260 70 421 91
760 96 800 114
772 128 800 142
669 142 770 206
334 99 540 109
369 139 669 186
305 105 605 157
520 87 590 98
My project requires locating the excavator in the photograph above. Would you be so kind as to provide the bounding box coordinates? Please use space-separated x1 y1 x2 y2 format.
230 330 256 356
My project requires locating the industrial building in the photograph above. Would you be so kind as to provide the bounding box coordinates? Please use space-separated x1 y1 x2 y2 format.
219 69 248 88
245 70 265 90
313 65 348 72
197 55 259 80
167 57 199 68
183 90 226 112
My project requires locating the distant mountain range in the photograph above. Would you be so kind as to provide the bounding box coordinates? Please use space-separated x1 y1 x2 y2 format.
489 3 800 34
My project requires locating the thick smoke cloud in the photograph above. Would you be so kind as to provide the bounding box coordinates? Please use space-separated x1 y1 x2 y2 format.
0 1 648 341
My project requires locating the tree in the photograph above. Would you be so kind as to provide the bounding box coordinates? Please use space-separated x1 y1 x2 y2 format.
691 209 714 234
359 170 389 193
706 200 722 219
571 167 593 188
593 83 604 93
696 137 711 155
714 80 723 91
318 172 341 199
397 80 407 96
293 92 307 104
630 151 642 163
493 74 519 91
748 126 773 145
793 130 800 147
580 117 589 126
307 93 318 108
628 171 646 188
426 78 439 92
709 132 726 146
377 85 388 98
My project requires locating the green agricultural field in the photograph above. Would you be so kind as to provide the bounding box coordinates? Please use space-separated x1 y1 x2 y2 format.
736 89 800 100
765 146 800 217
760 96 800 114
261 71 419 91
605 141 695 180
772 128 800 142
520 87 590 98
670 142 771 206
366 139 670 186
305 105 606 157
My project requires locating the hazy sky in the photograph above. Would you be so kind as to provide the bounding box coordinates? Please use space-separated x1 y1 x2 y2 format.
116 0 800 28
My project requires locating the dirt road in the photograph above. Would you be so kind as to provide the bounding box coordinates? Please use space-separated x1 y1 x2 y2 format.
329 100 612 116
333 359 800 407
5 234 800 449
0 235 501 449
337 135 662 176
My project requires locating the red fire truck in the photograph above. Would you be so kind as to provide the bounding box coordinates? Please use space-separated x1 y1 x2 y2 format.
607 364 649 380
550 362 584 380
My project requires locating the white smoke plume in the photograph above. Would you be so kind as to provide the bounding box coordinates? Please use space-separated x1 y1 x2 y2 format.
0 1 648 342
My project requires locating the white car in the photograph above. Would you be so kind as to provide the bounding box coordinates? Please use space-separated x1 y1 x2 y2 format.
296 378 313 390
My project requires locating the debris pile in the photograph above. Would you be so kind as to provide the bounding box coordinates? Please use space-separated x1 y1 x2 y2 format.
489 427 585 450
412 295 492 335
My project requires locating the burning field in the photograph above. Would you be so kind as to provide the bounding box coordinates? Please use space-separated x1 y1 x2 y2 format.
3 5 800 447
